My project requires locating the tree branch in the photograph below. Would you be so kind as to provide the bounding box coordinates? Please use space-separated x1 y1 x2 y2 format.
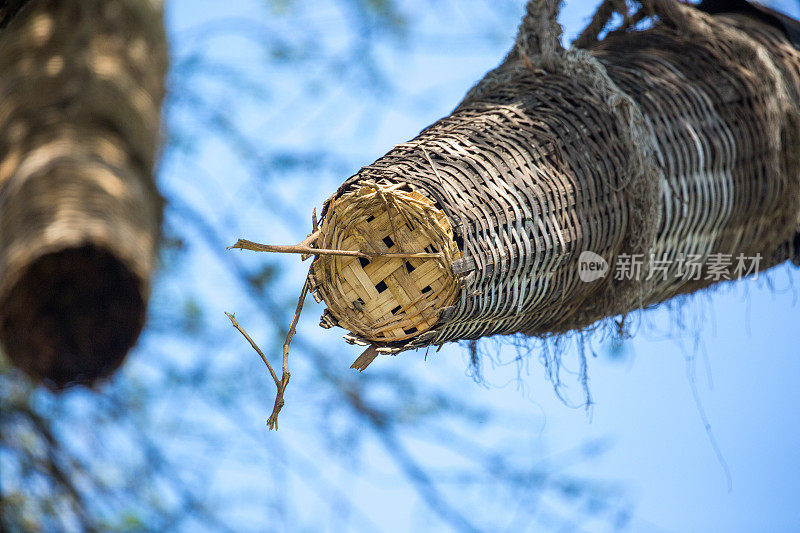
225 270 310 430
228 238 440 259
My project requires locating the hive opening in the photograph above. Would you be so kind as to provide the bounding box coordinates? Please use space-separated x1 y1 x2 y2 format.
310 181 463 344
0 245 145 388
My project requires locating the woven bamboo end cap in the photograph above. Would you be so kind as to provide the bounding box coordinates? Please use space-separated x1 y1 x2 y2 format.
312 181 462 343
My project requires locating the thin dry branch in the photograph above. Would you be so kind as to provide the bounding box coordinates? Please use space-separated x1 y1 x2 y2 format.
224 312 280 386
229 238 441 259
225 265 310 430
300 228 320 260
225 312 283 429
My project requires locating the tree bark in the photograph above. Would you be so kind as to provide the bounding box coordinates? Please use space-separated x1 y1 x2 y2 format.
0 0 168 387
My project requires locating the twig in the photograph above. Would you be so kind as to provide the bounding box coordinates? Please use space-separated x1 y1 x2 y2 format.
228 238 440 259
299 229 320 260
225 311 283 430
572 0 616 49
225 267 310 430
607 5 650 37
300 229 321 247
225 312 279 386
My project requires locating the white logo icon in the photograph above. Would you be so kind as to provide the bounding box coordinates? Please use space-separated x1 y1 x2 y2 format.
578 251 608 282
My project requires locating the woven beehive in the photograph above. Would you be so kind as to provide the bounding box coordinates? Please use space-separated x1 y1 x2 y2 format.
305 0 800 358
0 0 167 386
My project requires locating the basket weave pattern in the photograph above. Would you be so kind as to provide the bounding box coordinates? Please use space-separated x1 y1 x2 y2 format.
311 6 800 351
311 182 462 343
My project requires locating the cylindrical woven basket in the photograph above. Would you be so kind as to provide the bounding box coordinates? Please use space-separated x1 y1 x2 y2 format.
0 0 167 386
309 0 800 354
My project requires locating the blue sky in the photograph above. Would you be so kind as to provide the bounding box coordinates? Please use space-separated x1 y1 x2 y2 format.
161 0 800 530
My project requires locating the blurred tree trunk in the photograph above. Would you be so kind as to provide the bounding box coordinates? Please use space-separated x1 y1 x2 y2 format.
0 0 167 387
